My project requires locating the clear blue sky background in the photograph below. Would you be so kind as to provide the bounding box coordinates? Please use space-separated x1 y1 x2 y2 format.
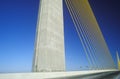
0 0 120 72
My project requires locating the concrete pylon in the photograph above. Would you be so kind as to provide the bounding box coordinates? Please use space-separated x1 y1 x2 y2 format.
32 0 65 72
116 51 120 70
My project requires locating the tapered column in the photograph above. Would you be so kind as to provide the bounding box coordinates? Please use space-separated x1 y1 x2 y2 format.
32 0 65 72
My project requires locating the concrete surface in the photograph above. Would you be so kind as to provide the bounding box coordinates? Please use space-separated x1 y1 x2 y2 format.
0 69 118 79
32 0 65 72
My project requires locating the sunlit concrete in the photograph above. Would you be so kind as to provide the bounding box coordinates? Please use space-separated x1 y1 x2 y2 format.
0 69 118 79
32 0 65 72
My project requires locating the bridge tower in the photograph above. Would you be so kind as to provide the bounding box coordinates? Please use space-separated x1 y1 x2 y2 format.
116 51 120 70
32 0 65 72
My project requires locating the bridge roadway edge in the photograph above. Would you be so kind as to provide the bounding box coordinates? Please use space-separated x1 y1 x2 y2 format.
0 69 118 79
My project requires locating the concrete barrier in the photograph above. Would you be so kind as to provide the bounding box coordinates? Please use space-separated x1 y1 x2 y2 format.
0 69 118 79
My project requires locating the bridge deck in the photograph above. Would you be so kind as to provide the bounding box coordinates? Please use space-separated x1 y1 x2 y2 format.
0 69 118 79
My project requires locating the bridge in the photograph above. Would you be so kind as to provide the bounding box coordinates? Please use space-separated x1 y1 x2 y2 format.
0 0 119 79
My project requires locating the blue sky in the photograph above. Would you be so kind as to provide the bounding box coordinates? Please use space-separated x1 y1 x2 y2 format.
0 0 120 72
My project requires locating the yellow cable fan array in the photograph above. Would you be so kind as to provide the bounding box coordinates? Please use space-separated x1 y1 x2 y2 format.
65 0 115 70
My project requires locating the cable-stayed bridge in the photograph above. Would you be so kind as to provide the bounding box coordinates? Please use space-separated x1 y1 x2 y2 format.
0 0 119 79
32 0 116 72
